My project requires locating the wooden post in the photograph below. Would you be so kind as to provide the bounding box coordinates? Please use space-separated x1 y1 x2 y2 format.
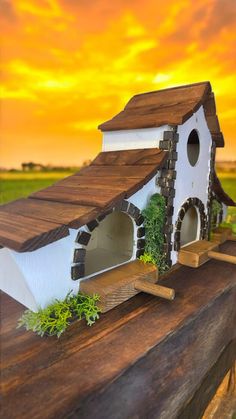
208 251 236 265
135 279 175 300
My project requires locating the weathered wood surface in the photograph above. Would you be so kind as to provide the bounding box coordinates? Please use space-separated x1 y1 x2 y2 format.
54 175 147 198
91 148 167 166
55 175 140 189
134 278 175 301
208 250 236 265
80 260 158 312
78 164 159 180
178 339 236 419
0 198 100 230
0 148 166 251
211 226 232 243
98 81 224 147
0 211 69 252
1 241 236 419
30 185 126 208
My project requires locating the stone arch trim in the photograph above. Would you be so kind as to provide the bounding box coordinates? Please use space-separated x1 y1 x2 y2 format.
174 197 207 252
71 200 145 281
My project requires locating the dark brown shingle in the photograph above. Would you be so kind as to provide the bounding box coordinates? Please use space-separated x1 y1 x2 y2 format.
98 82 224 147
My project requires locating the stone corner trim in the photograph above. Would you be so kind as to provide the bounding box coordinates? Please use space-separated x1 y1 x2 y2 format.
158 129 179 266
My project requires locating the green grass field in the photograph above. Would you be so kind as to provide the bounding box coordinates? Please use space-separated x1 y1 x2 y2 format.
0 171 75 204
0 171 235 227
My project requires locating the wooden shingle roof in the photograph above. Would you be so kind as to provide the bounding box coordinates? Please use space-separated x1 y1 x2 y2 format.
0 148 167 252
98 82 224 147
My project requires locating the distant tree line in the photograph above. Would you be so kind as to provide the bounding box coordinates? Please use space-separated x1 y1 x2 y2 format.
21 160 92 172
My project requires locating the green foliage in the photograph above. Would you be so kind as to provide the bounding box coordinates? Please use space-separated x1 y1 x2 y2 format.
139 252 156 265
18 292 101 338
141 193 168 274
211 198 222 231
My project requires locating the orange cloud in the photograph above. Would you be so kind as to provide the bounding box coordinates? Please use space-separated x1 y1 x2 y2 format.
0 0 236 168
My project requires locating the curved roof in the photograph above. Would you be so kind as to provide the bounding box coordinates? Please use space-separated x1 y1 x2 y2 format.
212 172 236 207
99 81 224 147
0 148 167 252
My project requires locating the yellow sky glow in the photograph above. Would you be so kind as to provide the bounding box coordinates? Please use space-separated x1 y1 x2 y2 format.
1 0 236 168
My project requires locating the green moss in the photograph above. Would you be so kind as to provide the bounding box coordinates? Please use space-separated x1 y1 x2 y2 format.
141 193 168 273
139 252 156 265
211 199 222 231
18 292 101 338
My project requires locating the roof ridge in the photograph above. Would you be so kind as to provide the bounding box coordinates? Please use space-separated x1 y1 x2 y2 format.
128 81 211 100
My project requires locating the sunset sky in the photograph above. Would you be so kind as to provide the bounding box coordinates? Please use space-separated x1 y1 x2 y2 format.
1 0 236 168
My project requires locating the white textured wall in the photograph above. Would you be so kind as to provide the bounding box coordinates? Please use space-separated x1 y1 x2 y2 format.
128 175 161 211
2 229 80 311
0 248 38 311
171 106 212 263
102 126 169 151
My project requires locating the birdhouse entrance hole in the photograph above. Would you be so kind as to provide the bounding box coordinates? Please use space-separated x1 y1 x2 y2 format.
187 129 200 166
180 206 199 247
85 211 134 277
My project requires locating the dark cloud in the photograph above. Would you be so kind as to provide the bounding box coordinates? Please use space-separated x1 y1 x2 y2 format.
0 0 17 22
200 0 236 39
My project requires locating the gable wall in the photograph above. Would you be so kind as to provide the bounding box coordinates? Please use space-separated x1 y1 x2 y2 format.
171 106 212 263
102 125 169 151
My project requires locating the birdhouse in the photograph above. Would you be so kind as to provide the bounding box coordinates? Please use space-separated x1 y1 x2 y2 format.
0 82 235 312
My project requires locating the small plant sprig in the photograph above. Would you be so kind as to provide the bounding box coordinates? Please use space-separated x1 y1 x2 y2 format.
139 252 156 265
18 292 101 338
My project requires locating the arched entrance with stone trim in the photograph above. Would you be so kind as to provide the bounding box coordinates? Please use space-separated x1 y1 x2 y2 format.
174 197 207 251
71 200 146 281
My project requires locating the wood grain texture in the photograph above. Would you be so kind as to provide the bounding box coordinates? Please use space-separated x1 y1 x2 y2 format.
78 164 159 180
0 211 69 252
55 175 139 189
30 185 126 208
178 240 219 267
98 105 194 131
134 279 175 300
0 199 100 230
125 82 210 109
0 148 166 251
177 339 236 419
1 241 236 419
208 250 236 265
91 148 167 167
98 81 224 147
54 175 147 198
80 260 158 312
211 226 232 243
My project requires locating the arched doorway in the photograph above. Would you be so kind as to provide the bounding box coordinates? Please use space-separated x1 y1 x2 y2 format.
85 211 134 277
180 206 199 247
174 197 207 251
71 200 146 281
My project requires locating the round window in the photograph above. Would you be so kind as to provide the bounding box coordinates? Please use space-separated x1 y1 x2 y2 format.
187 129 200 166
